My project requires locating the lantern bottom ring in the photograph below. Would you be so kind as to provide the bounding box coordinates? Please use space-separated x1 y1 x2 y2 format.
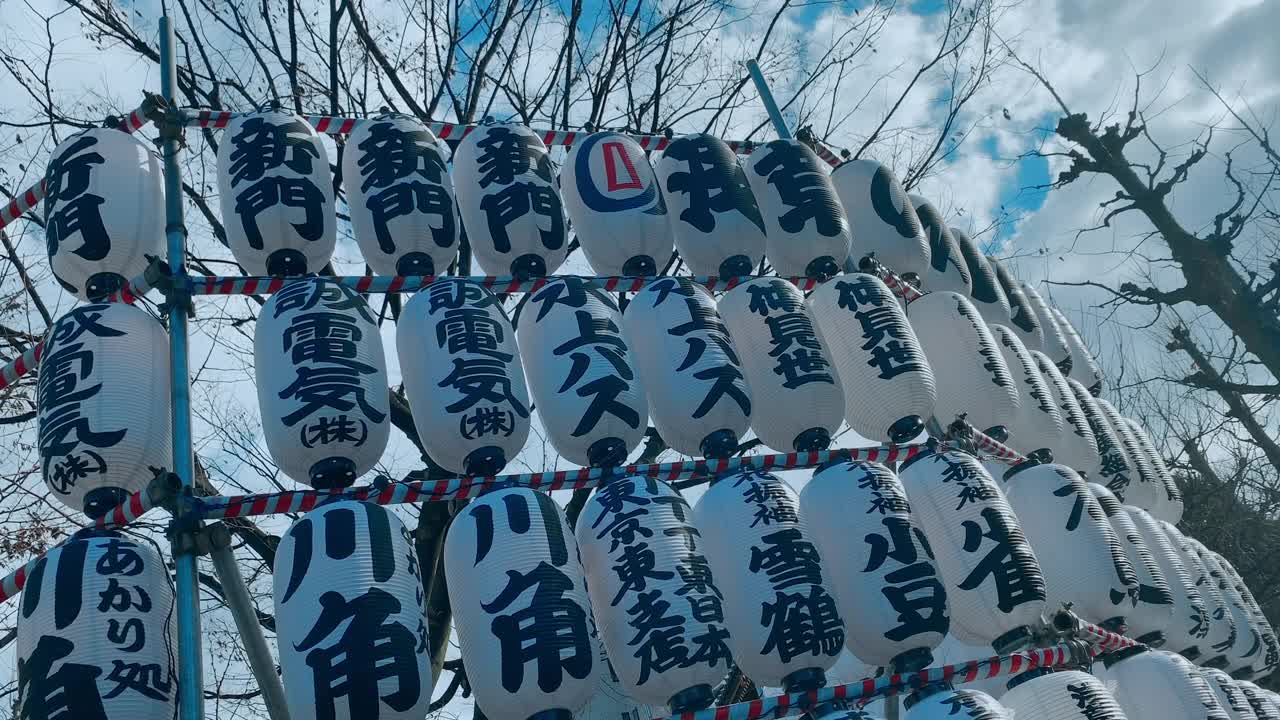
781 666 827 694
397 252 436 276
668 683 715 714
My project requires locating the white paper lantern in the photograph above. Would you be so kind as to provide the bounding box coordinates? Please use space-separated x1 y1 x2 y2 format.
1101 649 1229 720
1031 350 1102 476
743 140 851 278
44 129 164 300
829 159 930 278
1188 539 1262 673
274 500 431 720
1120 418 1184 524
18 531 176 719
38 303 172 517
622 277 751 458
517 278 647 467
807 273 935 443
1088 483 1175 645
1049 307 1104 394
1202 668 1260 720
905 687 1009 720
343 116 458 276
445 487 600 720
1238 682 1280 720
1002 670 1127 720
1019 283 1072 370
1215 555 1280 677
397 279 531 474
719 278 844 452
1125 507 1210 656
988 324 1064 455
216 111 336 275
1093 398 1162 513
909 196 972 294
576 475 732 711
1065 379 1136 501
693 471 844 689
561 132 672 276
951 228 1011 326
800 461 949 669
452 124 567 277
255 278 389 487
987 257 1044 351
897 450 1046 651
655 134 766 277
906 291 1019 434
815 709 885 720
1159 521 1236 665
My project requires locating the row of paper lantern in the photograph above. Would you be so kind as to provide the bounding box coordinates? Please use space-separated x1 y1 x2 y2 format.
16 449 1275 720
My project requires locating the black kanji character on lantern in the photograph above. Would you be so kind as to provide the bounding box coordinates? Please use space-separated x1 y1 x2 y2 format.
482 561 593 693
834 278 881 309
471 492 569 567
610 543 673 606
235 176 326 250
749 528 825 590
688 623 732 667
751 142 843 236
663 524 701 553
38 340 125 493
553 311 639 436
427 280 498 313
95 538 145 577
229 116 319 184
850 302 925 380
590 478 650 519
662 135 765 234
625 590 688 683
295 589 420 720
357 122 447 190
596 508 653 553
959 506 1045 613
50 305 126 344
46 135 109 262
746 281 802 316
1066 681 1115 720
954 482 998 511
274 281 377 323
279 365 384 428
107 618 145 652
1053 482 1085 532
302 415 368 447
528 279 604 321
759 585 845 662
675 554 719 598
97 579 152 613
864 517 948 641
18 635 108 720
284 312 368 365
867 340 925 380
461 406 516 439
103 661 172 702
976 341 1011 390
369 184 455 254
685 593 724 623
645 277 697 307
438 356 529 417
479 181 564 253
476 127 551 186
766 313 834 390
437 307 511 359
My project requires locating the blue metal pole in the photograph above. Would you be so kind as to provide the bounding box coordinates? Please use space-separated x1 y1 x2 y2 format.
158 16 206 720
745 59 792 140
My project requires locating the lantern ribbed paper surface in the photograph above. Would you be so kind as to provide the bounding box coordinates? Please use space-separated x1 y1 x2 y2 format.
807 273 935 444
951 227 1011 326
1101 650 1229 720
343 116 458 276
1031 350 1102 476
744 139 851 278
909 196 972 294
273 501 431 720
1121 418 1184 524
1202 668 1260 720
906 291 1019 434
1125 507 1209 655
398 279 531 475
719 278 843 452
897 450 1046 651
517 278 647 467
1067 379 1135 502
17 532 176 719
1019 283 1072 369
830 160 930 277
799 461 949 668
815 709 885 720
216 111 336 275
255 278 390 488
989 324 1063 455
693 471 844 688
1162 520 1235 661
622 277 751 459
1001 462 1136 625
1094 398 1162 513
453 124 567 277
1088 484 1174 644
1049 307 1104 394
576 475 732 710
1238 682 1280 720
38 303 172 517
1002 670 1126 720
655 134 766 277
1189 539 1261 673
987 257 1044 352
1216 554 1280 678
445 487 599 720
44 128 164 300
562 132 672 277
906 688 1009 720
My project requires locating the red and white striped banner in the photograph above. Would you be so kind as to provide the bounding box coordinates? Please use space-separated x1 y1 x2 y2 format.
970 427 1029 465
0 343 42 392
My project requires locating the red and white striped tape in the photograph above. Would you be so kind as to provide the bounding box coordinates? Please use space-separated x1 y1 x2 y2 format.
970 427 1028 465
0 343 42 391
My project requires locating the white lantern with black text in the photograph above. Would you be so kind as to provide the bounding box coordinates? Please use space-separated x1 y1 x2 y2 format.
453 124 568 277
576 476 732 711
44 128 164 300
445 487 599 720
807 273 935 444
1067 379 1137 502
906 291 1019 435
656 134 766 277
897 450 1046 652
1238 682 1280 720
952 227 1011 326
1032 350 1102 476
829 159 931 277
1050 307 1104 394
274 501 431 720
1162 520 1235 661
905 687 1009 720
38 303 172 517
1020 283 1072 370
343 116 458 276
1099 649 1229 720
1000 461 1137 625
1202 668 1259 720
1126 507 1210 657
744 140 851 278
1189 539 1261 673
989 324 1063 455
1216 555 1280 678
398 279 531 474
1002 670 1127 720
622 278 751 458
517 278 647 467
562 132 672 276
255 278 390 488
800 461 949 669
1094 398 1163 513
216 111 336 275
1121 418 1184 524
17 532 176 719
988 257 1044 351
719 278 843 452
693 471 844 690
1088 484 1174 645
910 196 972 294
